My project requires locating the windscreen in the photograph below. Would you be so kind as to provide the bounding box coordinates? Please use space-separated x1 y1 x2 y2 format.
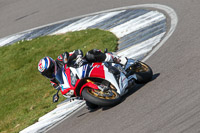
55 68 64 84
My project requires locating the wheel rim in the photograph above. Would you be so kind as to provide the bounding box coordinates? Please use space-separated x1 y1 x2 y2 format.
86 88 119 100
135 63 149 72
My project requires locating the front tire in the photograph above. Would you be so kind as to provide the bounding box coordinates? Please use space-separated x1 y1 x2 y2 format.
134 62 153 84
126 61 153 84
82 87 121 107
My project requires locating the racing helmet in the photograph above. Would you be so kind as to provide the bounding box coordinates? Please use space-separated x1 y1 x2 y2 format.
38 56 57 78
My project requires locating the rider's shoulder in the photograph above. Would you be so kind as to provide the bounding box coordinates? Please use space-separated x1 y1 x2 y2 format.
56 52 70 60
56 54 64 61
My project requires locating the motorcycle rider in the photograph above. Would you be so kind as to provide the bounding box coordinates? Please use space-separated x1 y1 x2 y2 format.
38 49 128 102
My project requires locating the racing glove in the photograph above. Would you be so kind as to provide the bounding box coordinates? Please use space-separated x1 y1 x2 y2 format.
50 79 59 88
105 53 128 66
55 86 61 90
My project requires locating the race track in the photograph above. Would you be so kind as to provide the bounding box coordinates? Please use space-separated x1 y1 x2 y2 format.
1 0 200 133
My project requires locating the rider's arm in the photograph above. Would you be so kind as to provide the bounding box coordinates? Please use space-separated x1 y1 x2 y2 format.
50 78 60 90
56 53 66 68
55 50 83 68
67 49 83 66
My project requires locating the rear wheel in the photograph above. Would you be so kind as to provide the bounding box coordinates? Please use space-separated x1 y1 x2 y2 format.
82 86 121 107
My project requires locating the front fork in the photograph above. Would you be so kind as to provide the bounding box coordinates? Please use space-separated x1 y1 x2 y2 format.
79 79 99 96
86 79 109 92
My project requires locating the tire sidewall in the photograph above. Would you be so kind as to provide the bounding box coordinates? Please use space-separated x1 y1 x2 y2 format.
135 62 153 84
82 88 121 107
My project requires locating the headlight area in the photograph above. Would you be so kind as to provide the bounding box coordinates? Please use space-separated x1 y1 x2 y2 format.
70 70 77 86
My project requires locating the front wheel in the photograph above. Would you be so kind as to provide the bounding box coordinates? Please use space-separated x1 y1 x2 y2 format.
82 87 121 107
129 61 153 84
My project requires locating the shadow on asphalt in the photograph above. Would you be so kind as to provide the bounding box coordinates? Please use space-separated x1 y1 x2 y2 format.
102 73 160 111
124 73 160 97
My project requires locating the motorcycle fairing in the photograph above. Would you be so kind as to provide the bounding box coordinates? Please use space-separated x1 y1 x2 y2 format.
70 62 122 95
119 72 129 95
58 66 75 95
81 63 105 79
103 64 122 95
62 62 131 96
79 82 99 96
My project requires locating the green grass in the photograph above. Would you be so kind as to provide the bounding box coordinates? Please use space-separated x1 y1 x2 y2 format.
0 29 118 133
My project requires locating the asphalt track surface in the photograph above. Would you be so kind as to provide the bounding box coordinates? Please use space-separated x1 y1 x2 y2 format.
1 0 200 133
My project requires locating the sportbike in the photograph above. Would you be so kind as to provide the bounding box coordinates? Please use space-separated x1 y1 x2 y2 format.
53 56 153 108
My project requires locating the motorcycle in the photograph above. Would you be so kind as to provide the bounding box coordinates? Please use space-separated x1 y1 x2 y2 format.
53 56 153 108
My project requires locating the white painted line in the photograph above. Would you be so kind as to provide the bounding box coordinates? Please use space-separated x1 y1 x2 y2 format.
110 11 165 38
0 33 26 47
140 4 178 62
20 99 85 133
43 101 86 133
52 11 125 35
117 33 166 59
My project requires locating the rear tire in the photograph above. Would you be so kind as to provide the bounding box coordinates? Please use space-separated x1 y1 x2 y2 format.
82 87 121 107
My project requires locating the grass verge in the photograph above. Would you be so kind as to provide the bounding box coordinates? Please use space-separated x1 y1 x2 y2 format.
0 29 118 133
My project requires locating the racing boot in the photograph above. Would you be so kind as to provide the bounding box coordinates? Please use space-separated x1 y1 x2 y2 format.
105 53 128 66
